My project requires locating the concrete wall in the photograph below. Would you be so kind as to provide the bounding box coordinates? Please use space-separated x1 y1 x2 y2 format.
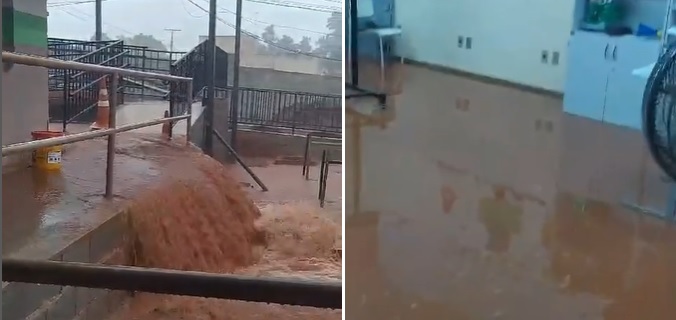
2 0 50 168
200 35 341 94
221 58 341 95
201 35 327 75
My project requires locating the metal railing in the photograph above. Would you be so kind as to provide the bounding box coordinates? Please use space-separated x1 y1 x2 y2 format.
3 259 341 308
1 51 341 308
170 40 229 119
121 45 185 99
49 40 127 127
216 87 342 133
46 37 340 134
3 51 193 198
48 38 188 128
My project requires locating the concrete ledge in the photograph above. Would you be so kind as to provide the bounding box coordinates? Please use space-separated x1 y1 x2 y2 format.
3 211 133 320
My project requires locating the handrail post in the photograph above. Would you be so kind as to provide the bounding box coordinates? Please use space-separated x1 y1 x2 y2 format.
105 73 119 199
62 73 70 132
186 81 193 145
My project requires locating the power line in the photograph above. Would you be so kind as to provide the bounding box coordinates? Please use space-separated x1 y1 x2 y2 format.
47 0 110 8
59 6 134 36
245 0 340 13
181 0 208 18
217 8 329 36
202 0 332 36
57 7 89 21
186 0 340 61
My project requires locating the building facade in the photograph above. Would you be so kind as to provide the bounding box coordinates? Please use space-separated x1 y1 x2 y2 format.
2 0 49 168
199 35 326 75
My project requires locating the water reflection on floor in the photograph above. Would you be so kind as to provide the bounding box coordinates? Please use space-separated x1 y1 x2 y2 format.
345 64 676 319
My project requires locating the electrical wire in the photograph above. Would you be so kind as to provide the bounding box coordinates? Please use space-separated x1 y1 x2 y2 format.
216 7 329 36
186 0 341 61
181 0 208 18
55 5 134 36
47 0 110 8
245 0 340 13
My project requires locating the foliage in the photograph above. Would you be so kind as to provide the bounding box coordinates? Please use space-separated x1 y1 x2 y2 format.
257 12 341 76
90 33 173 72
313 12 342 76
91 33 168 51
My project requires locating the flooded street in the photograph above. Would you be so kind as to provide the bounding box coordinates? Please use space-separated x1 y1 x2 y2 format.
2 126 341 319
2 133 166 258
345 64 676 319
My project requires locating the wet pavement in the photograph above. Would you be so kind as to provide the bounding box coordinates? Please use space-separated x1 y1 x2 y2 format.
2 101 202 258
1 132 202 259
345 63 676 319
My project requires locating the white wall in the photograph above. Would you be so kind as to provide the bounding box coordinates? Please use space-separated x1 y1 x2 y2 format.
394 0 575 92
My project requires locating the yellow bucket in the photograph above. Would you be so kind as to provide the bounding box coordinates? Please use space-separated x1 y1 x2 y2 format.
31 131 64 171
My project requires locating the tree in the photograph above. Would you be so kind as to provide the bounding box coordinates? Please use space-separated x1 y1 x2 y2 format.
261 25 279 54
313 11 341 75
276 35 296 54
89 33 172 71
89 33 167 51
118 33 167 51
261 25 277 44
297 36 312 53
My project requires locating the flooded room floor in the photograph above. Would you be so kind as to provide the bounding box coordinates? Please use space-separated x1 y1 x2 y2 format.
345 63 676 320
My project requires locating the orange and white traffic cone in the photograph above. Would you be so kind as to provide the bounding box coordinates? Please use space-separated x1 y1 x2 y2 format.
90 77 110 130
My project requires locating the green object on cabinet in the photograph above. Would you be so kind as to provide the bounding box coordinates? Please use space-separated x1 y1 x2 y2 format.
600 0 622 26
585 1 603 24
584 0 623 27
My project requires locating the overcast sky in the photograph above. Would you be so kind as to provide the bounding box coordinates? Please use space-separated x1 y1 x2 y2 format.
47 0 340 51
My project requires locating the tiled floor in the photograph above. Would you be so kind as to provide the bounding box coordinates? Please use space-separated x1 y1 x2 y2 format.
345 63 676 320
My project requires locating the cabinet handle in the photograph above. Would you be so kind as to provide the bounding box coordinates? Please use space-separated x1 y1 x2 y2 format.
612 45 617 61
604 43 609 59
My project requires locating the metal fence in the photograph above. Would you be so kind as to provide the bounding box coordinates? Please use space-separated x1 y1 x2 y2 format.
47 37 341 134
216 87 342 133
48 38 186 128
49 40 127 129
170 40 229 118
1 51 341 308
121 45 185 99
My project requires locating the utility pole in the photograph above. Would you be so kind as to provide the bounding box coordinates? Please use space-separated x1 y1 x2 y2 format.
164 28 181 52
95 0 102 41
204 0 217 156
230 0 243 150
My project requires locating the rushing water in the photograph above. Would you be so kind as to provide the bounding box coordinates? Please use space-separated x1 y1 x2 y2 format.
110 158 341 319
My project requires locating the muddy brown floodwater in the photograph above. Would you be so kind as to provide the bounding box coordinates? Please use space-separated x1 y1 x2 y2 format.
103 137 341 320
346 63 676 319
3 116 341 319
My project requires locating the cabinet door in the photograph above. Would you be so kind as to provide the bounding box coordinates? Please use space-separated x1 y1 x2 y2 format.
563 31 613 121
604 36 660 130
